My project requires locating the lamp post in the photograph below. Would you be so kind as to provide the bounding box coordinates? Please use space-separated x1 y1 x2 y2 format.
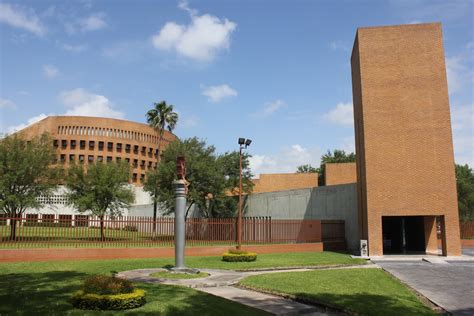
237 137 252 250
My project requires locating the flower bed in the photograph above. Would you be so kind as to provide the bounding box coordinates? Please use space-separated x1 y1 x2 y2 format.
71 275 146 310
222 249 257 262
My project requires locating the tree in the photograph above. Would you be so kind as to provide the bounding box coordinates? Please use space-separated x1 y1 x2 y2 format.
65 161 134 241
318 150 356 185
0 133 62 240
296 164 318 173
146 101 178 235
455 164 474 221
144 137 253 219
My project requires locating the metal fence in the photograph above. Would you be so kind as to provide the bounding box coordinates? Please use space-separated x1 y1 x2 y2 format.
0 214 333 248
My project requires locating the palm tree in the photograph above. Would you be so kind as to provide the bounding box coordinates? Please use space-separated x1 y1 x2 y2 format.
146 101 178 162
146 101 178 237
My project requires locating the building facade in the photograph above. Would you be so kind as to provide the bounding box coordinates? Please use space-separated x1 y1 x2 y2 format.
17 116 177 185
324 163 357 186
351 23 461 256
251 173 318 193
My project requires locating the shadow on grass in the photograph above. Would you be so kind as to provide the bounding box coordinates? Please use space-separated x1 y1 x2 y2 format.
0 272 265 316
291 292 434 316
0 271 87 315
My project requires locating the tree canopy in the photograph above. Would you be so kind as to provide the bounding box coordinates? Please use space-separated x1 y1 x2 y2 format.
144 137 253 218
456 164 474 221
0 133 62 239
65 161 134 240
296 164 318 173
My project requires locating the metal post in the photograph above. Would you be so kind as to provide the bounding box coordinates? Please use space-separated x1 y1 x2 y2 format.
173 180 186 269
237 146 243 250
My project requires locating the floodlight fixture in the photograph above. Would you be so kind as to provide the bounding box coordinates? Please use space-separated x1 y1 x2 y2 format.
245 139 252 147
238 138 245 145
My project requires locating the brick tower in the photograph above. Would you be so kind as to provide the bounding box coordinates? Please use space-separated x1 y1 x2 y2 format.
351 23 461 256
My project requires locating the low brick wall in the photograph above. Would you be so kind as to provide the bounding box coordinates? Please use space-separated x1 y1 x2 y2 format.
0 242 323 263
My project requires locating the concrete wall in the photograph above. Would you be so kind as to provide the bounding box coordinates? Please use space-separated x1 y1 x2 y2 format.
245 184 359 250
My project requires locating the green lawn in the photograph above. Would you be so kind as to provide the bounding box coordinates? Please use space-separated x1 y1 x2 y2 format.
0 252 363 315
0 258 267 315
240 269 435 316
0 226 277 248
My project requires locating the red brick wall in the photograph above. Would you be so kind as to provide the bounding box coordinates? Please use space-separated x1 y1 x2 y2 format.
325 163 357 186
351 23 461 256
252 173 318 193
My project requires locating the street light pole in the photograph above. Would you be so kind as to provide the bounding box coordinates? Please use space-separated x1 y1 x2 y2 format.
238 145 243 250
237 138 251 250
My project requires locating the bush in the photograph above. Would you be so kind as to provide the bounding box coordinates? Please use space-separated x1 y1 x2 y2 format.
71 289 146 310
222 251 257 262
83 275 133 295
227 248 249 255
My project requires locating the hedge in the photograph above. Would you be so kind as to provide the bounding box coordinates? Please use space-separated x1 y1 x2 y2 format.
222 252 257 262
71 289 146 310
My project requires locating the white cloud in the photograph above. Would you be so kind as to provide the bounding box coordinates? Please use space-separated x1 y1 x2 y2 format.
249 144 322 177
7 113 48 133
3 89 125 134
324 102 353 127
58 88 124 119
0 3 46 36
263 100 285 116
61 43 87 53
151 1 236 62
182 115 199 128
329 40 349 52
79 13 107 32
446 56 467 95
251 100 286 118
451 103 474 131
445 42 473 95
0 98 16 109
451 103 474 166
43 64 59 79
201 84 237 102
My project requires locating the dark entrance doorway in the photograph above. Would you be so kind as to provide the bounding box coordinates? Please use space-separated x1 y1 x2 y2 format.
382 216 426 254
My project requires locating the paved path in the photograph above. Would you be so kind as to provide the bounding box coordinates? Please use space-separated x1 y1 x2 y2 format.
118 265 376 315
375 260 474 316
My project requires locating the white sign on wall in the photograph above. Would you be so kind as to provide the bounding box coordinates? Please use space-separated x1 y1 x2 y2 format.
360 239 368 257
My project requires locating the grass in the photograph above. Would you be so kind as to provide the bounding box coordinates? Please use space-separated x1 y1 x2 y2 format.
0 257 267 315
0 252 362 315
150 271 209 279
240 268 435 316
0 226 294 249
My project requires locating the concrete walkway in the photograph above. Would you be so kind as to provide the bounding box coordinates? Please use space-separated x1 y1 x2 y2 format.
375 260 474 316
118 265 377 315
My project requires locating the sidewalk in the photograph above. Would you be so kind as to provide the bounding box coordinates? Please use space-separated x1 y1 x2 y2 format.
118 265 377 315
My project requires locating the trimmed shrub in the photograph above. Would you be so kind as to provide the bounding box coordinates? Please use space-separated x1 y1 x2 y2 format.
222 251 257 262
227 248 249 255
71 289 146 310
83 275 133 295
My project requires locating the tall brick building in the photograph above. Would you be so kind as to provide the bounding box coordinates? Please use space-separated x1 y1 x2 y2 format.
351 23 461 256
16 116 177 185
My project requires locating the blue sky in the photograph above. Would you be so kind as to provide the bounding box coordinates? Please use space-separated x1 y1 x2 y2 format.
1 0 472 176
